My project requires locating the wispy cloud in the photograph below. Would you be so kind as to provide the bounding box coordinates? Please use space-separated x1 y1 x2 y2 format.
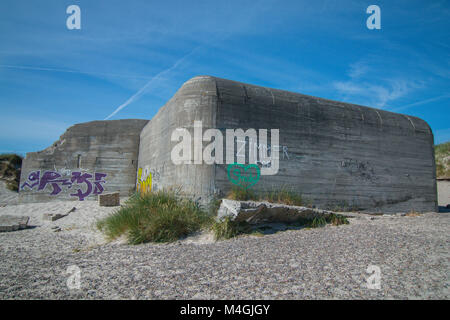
0 64 154 80
333 79 421 108
391 94 450 112
348 61 369 79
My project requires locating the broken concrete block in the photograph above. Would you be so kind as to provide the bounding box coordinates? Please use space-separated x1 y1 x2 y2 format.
98 192 120 207
0 215 30 232
217 199 335 224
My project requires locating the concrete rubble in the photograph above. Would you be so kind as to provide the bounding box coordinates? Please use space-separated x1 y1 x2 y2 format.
217 199 336 224
0 215 30 232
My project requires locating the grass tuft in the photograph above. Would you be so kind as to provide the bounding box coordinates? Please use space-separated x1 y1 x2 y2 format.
226 185 310 207
325 213 350 226
97 190 213 244
211 218 252 240
261 186 306 206
405 210 421 217
227 186 257 201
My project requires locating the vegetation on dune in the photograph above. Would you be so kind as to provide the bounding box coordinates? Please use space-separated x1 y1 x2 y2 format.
0 153 23 192
435 142 450 179
227 185 310 207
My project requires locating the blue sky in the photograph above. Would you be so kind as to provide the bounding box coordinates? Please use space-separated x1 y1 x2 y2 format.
0 0 449 155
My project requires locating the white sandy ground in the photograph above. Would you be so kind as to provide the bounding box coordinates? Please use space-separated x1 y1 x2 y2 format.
0 195 448 300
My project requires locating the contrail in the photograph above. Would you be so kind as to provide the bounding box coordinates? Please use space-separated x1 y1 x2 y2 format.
0 64 153 79
104 47 199 120
391 94 450 112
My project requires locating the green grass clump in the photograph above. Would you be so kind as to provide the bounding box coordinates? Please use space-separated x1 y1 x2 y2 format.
262 186 305 206
227 185 309 207
309 216 327 228
97 190 213 244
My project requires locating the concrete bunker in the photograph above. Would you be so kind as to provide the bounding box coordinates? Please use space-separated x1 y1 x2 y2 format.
137 76 437 213
19 76 437 213
19 119 148 203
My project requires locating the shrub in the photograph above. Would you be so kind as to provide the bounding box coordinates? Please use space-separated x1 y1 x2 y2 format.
6 181 19 192
97 190 213 244
0 153 22 192
0 153 23 168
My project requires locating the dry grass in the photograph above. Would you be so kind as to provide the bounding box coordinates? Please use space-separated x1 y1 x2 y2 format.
405 210 421 217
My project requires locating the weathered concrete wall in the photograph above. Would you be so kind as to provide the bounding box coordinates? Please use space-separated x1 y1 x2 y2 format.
137 76 217 200
138 76 437 213
19 119 148 203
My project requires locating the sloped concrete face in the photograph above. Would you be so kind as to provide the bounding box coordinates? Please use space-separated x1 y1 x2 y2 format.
137 76 218 200
19 119 148 203
139 76 437 213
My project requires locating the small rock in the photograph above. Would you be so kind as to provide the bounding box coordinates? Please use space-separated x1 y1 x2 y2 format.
43 213 68 221
98 192 120 207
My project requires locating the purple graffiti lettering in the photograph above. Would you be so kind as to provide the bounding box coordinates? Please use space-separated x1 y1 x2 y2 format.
20 170 107 201
93 173 107 195
38 171 72 196
70 172 93 201
20 171 41 190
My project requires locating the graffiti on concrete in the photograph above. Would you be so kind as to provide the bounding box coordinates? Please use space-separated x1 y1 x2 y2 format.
20 170 107 201
341 158 376 182
227 163 260 189
236 139 290 161
137 165 164 194
137 167 152 195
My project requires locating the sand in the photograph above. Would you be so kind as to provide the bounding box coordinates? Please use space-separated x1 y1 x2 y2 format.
0 181 19 207
0 197 448 300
